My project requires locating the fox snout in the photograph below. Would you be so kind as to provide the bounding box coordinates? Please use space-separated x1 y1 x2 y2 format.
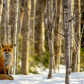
6 53 8 54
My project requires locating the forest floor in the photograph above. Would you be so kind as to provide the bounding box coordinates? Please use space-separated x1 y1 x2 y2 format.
0 65 84 84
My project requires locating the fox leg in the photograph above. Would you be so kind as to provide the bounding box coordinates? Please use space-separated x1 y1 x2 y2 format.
4 69 9 75
1 69 4 74
3 69 8 75
6 69 9 75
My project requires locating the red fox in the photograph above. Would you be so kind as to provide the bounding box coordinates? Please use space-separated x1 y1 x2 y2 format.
0 43 14 75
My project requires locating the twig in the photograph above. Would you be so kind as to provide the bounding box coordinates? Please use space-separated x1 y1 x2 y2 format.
68 9 84 22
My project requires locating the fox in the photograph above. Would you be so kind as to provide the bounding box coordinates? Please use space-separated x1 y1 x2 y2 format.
0 43 14 75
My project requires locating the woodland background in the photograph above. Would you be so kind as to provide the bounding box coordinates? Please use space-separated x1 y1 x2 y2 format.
0 0 84 83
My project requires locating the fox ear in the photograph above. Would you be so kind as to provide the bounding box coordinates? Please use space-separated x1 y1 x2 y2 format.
1 43 5 48
9 43 14 48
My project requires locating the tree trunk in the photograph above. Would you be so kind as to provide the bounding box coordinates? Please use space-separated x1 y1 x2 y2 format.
57 0 62 73
30 0 36 55
9 0 15 42
76 0 81 72
35 0 46 56
4 0 9 43
47 0 54 79
13 0 19 75
21 0 31 75
54 0 61 70
41 10 45 52
47 23 53 79
0 0 3 52
0 0 3 26
63 0 70 84
18 0 24 35
71 0 81 72
68 0 73 67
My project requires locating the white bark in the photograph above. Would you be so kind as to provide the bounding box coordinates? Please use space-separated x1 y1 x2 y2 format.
21 0 31 75
42 12 45 52
0 0 3 26
13 0 19 75
68 0 73 66
4 0 8 43
47 0 54 79
77 0 81 72
30 0 36 55
63 0 70 84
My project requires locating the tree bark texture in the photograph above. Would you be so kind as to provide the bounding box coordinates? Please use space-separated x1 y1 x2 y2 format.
21 0 31 75
35 0 46 56
0 0 3 26
63 0 70 84
9 0 15 42
47 0 54 79
30 0 36 55
4 0 9 43
13 0 19 75
54 0 61 70
71 0 81 72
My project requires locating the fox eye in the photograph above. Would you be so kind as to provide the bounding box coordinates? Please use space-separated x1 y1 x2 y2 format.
4 49 6 51
8 49 11 51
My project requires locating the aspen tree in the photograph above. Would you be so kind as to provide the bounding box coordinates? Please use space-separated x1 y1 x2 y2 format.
21 0 31 75
63 0 70 83
13 0 19 75
47 0 54 79
0 0 3 26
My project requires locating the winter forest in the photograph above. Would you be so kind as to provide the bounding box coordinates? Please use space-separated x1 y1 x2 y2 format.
0 0 84 84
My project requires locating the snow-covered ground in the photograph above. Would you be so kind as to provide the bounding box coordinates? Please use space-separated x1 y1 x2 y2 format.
0 65 84 84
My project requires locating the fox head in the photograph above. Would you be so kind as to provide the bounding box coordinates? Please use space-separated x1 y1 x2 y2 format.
1 43 14 58
1 43 14 54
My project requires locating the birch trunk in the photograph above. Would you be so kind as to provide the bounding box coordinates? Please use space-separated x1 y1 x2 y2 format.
47 23 53 79
0 0 3 26
35 0 46 56
13 0 19 75
57 0 62 73
76 0 81 72
47 0 54 79
21 0 31 75
71 0 81 72
68 0 73 67
4 0 9 43
18 0 24 35
9 0 15 42
0 0 3 50
30 0 36 55
42 10 45 52
63 0 70 84
54 0 61 70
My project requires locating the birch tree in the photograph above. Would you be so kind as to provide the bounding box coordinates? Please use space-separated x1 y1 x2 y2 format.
76 0 81 72
63 0 70 84
0 0 3 26
19 0 24 35
13 0 19 75
68 0 73 67
35 0 46 56
30 0 36 55
0 0 3 47
47 0 54 79
4 0 9 44
71 0 81 72
54 0 61 71
9 0 15 42
21 0 31 75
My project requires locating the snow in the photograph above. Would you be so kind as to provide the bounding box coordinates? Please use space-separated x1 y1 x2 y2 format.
0 65 84 84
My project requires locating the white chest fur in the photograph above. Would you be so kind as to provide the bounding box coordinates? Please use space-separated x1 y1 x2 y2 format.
3 52 12 68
